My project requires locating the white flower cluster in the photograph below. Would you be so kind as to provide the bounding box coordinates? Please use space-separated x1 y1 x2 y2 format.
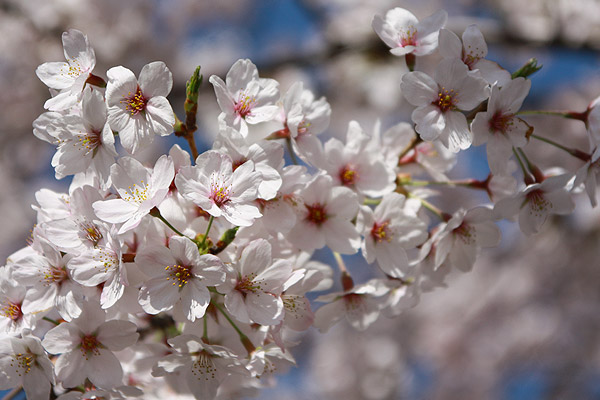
1 7 599 399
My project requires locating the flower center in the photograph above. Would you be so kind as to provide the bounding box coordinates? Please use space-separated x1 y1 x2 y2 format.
80 221 103 246
80 334 101 357
339 164 359 186
371 221 392 243
435 87 456 112
454 222 476 245
12 353 34 375
165 264 193 288
193 352 217 380
92 247 119 273
1 302 22 321
210 180 232 208
123 87 147 116
235 274 262 296
43 266 68 285
526 190 551 217
305 203 328 226
399 26 417 47
234 92 256 118
76 130 102 155
489 111 514 134
123 180 150 204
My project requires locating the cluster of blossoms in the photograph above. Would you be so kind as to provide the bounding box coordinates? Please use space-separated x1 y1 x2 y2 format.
1 7 599 399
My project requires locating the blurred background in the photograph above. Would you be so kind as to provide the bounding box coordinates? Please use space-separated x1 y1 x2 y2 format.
2 0 600 399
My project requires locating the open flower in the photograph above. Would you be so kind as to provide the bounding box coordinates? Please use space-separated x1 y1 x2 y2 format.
36 29 96 111
93 155 174 234
401 58 489 152
175 150 262 227
136 236 225 321
209 59 279 137
106 62 175 154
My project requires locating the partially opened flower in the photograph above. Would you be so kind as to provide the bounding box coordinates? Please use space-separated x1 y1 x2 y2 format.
372 8 447 57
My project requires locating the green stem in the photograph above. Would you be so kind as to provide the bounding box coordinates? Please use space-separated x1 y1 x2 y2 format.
150 207 186 237
332 251 347 273
403 180 474 187
213 302 255 354
43 316 60 326
202 316 208 342
200 216 214 248
363 197 382 206
531 134 591 161
512 147 532 183
517 110 579 119
286 138 300 165
407 193 445 220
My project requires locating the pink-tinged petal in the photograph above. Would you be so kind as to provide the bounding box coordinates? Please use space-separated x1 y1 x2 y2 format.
470 111 492 146
106 66 138 107
283 295 314 331
448 239 477 272
139 277 181 314
390 45 416 56
438 29 462 58
518 198 548 235
462 25 487 59
505 117 529 148
496 77 531 113
150 155 175 194
87 348 123 389
55 350 87 388
434 231 452 267
36 62 73 89
22 285 57 314
445 111 471 152
372 14 397 49
100 273 125 309
62 29 95 71
97 320 138 351
22 366 52 400
412 105 445 141
385 7 419 34
231 161 260 201
44 90 78 111
245 105 280 124
401 72 438 106
209 75 235 114
323 219 360 254
493 195 524 220
82 89 107 132
180 281 210 321
328 186 359 219
225 291 251 324
287 221 326 251
544 189 575 215
486 134 513 176
313 300 345 333
42 323 80 354
139 61 173 97
474 221 501 247
416 9 448 38
475 59 511 86
240 239 272 277
222 202 262 226
256 259 292 294
376 245 410 278
435 58 468 91
226 59 259 92
455 75 489 111
247 293 284 325
356 160 395 197
185 362 221 400
146 96 175 136
93 198 138 224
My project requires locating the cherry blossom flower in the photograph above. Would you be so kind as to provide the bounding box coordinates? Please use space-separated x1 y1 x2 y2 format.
93 155 175 234
313 279 387 332
372 8 447 57
439 26 511 86
357 192 428 278
494 174 575 235
42 303 139 389
106 62 175 154
213 126 284 200
321 121 395 198
0 268 34 334
49 88 117 187
136 236 225 321
574 147 600 206
218 239 293 326
471 78 532 175
36 29 96 111
175 150 262 227
0 332 55 400
287 174 361 254
401 58 489 152
209 59 280 137
429 207 501 272
152 334 249 400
